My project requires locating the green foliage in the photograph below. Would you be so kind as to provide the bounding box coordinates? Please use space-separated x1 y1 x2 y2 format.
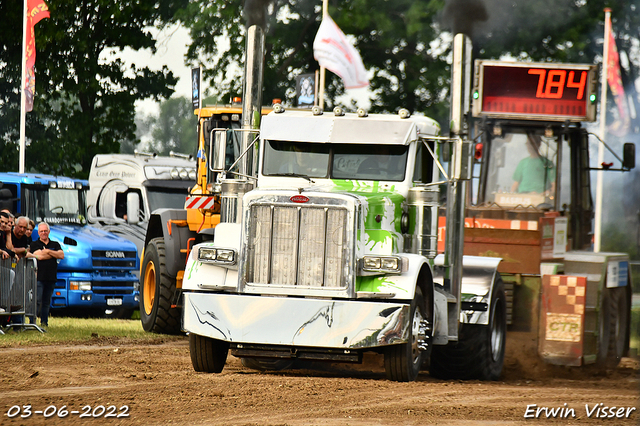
148 96 198 156
179 0 640 132
0 0 187 178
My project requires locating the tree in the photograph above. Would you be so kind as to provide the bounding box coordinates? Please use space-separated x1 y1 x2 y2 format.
0 0 187 178
179 0 640 133
149 96 198 156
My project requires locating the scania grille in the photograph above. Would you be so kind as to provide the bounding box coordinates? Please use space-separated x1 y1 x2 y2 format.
246 204 348 288
91 250 137 270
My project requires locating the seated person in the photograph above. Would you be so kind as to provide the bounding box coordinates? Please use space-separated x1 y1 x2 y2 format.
511 133 556 195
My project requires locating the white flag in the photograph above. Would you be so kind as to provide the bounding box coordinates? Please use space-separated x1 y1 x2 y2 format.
313 16 369 89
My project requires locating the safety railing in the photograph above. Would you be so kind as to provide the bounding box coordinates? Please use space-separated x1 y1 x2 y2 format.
0 257 44 333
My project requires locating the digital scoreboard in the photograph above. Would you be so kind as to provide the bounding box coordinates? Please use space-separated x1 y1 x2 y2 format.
472 60 598 122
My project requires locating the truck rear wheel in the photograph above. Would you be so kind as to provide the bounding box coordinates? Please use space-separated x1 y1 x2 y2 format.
384 287 427 382
189 333 229 373
140 237 181 334
430 278 507 380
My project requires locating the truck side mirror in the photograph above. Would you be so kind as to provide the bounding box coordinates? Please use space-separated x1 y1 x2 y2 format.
623 143 635 170
126 192 140 225
213 130 227 172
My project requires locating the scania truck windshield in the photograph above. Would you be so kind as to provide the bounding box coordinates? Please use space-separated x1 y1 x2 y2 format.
25 183 87 226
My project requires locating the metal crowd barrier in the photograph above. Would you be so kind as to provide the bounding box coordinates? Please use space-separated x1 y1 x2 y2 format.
0 257 44 333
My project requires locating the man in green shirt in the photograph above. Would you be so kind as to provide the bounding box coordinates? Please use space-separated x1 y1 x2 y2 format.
511 133 556 194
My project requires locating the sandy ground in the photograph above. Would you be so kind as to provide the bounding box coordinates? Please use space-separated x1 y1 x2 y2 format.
0 334 638 426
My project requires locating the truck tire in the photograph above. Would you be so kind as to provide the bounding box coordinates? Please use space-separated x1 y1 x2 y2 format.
140 237 181 334
384 287 427 382
596 286 628 368
611 287 629 362
189 333 229 373
430 278 507 380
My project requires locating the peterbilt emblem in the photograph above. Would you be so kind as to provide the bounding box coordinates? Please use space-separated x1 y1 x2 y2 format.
105 251 125 258
290 195 309 203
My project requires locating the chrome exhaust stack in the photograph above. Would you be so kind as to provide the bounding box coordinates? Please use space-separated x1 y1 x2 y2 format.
220 2 267 223
239 1 267 178
443 33 473 340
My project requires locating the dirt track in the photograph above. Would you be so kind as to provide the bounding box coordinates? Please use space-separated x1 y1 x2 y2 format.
1 335 638 426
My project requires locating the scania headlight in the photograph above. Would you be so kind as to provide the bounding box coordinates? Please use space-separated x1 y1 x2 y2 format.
179 169 189 179
362 256 403 273
170 168 180 179
70 281 92 291
188 169 197 180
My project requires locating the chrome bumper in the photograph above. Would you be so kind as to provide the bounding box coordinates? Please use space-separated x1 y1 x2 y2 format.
183 292 411 349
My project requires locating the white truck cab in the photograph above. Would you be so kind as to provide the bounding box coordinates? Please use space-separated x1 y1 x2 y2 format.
87 153 196 254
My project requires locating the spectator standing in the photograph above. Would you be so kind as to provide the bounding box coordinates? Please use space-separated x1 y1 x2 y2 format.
0 212 14 259
11 216 30 259
26 220 35 239
28 222 64 327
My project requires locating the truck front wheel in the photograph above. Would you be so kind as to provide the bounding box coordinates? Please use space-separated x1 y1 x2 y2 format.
430 277 507 380
190 333 229 373
384 287 428 382
140 237 181 334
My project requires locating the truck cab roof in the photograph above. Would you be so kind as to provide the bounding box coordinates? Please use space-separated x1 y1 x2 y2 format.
261 109 441 145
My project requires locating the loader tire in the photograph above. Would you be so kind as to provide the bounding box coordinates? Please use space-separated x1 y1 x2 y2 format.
384 287 428 382
140 237 181 334
430 278 507 380
190 333 229 373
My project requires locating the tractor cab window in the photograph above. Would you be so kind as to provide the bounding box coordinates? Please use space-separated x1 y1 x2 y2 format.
485 133 558 208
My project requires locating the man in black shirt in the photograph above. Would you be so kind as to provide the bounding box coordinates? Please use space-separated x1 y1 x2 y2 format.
11 216 30 259
28 222 64 327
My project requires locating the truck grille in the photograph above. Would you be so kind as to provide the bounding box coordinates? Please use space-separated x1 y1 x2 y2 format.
91 251 137 270
246 205 348 288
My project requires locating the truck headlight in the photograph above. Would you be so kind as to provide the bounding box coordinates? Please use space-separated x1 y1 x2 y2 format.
198 247 236 265
362 256 403 273
70 281 92 291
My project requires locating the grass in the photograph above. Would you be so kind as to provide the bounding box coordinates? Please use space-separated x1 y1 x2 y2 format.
0 315 176 348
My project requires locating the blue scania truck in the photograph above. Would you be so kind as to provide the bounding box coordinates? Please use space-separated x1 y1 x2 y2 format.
0 172 139 317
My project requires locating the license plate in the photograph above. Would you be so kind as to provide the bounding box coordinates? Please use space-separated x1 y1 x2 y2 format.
106 298 123 306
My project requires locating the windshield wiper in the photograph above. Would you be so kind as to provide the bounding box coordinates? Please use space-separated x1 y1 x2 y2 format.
278 173 315 183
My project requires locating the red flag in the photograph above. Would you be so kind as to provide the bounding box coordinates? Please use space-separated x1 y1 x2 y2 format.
24 0 50 112
605 15 629 137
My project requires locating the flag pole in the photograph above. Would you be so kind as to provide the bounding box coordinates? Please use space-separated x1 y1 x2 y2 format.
594 7 611 253
19 0 28 174
318 0 328 110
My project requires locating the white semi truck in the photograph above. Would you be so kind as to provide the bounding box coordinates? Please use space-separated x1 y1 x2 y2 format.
180 34 506 381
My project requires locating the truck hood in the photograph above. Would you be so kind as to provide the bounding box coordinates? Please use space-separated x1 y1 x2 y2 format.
43 225 138 271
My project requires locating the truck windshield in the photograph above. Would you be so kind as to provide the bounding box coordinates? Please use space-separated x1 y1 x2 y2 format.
25 186 87 225
262 141 408 182
484 133 558 207
147 187 189 212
